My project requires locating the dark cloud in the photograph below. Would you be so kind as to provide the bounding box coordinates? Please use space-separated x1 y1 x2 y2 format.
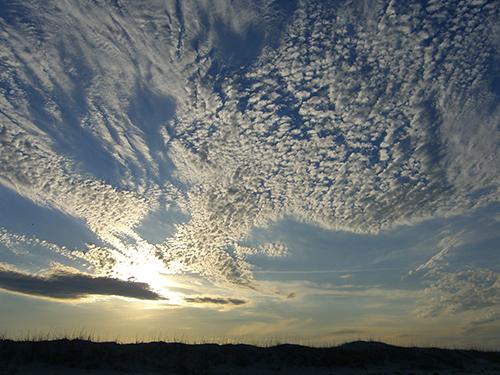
183 296 248 306
0 265 165 301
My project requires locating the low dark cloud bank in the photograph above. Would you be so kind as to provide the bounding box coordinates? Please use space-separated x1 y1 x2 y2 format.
183 296 248 305
0 265 164 300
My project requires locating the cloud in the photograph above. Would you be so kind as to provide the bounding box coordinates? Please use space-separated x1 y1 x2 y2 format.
0 0 296 292
234 242 289 259
183 296 248 306
461 309 500 336
169 0 500 243
1 0 500 293
410 232 466 275
416 269 500 318
0 263 164 301
0 228 67 257
0 123 159 249
160 0 500 290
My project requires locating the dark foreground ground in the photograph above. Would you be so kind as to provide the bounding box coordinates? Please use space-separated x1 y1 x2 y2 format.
1 339 499 375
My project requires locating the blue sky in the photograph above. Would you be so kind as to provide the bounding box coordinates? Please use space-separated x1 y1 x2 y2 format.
1 0 500 347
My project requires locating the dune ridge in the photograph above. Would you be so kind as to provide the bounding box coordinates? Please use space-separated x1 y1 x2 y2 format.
1 338 500 374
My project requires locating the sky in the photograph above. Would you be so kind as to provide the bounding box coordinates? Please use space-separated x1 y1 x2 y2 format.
1 0 500 348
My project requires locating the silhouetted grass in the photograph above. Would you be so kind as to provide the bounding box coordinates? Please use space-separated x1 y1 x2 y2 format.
1 337 499 374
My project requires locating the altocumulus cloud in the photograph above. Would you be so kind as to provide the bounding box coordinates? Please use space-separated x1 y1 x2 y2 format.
1 0 500 294
170 0 500 238
158 0 500 288
0 264 165 301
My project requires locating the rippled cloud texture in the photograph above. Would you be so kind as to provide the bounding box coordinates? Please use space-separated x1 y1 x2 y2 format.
1 0 500 347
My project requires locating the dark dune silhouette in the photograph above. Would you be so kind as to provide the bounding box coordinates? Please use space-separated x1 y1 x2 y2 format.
1 339 500 374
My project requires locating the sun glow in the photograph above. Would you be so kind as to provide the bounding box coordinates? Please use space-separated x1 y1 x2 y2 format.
101 235 186 303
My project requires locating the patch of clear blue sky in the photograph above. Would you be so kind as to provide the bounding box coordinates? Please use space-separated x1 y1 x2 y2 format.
0 183 103 273
240 203 500 287
133 205 191 244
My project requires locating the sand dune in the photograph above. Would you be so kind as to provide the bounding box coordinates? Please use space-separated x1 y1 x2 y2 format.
1 339 499 374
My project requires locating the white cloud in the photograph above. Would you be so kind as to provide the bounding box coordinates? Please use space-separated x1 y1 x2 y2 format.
234 242 289 259
0 123 155 247
416 269 500 318
170 0 500 241
0 228 61 255
158 0 500 290
1 0 500 294
411 231 466 275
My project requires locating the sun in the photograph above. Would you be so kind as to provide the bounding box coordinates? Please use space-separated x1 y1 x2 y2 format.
99 236 184 303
